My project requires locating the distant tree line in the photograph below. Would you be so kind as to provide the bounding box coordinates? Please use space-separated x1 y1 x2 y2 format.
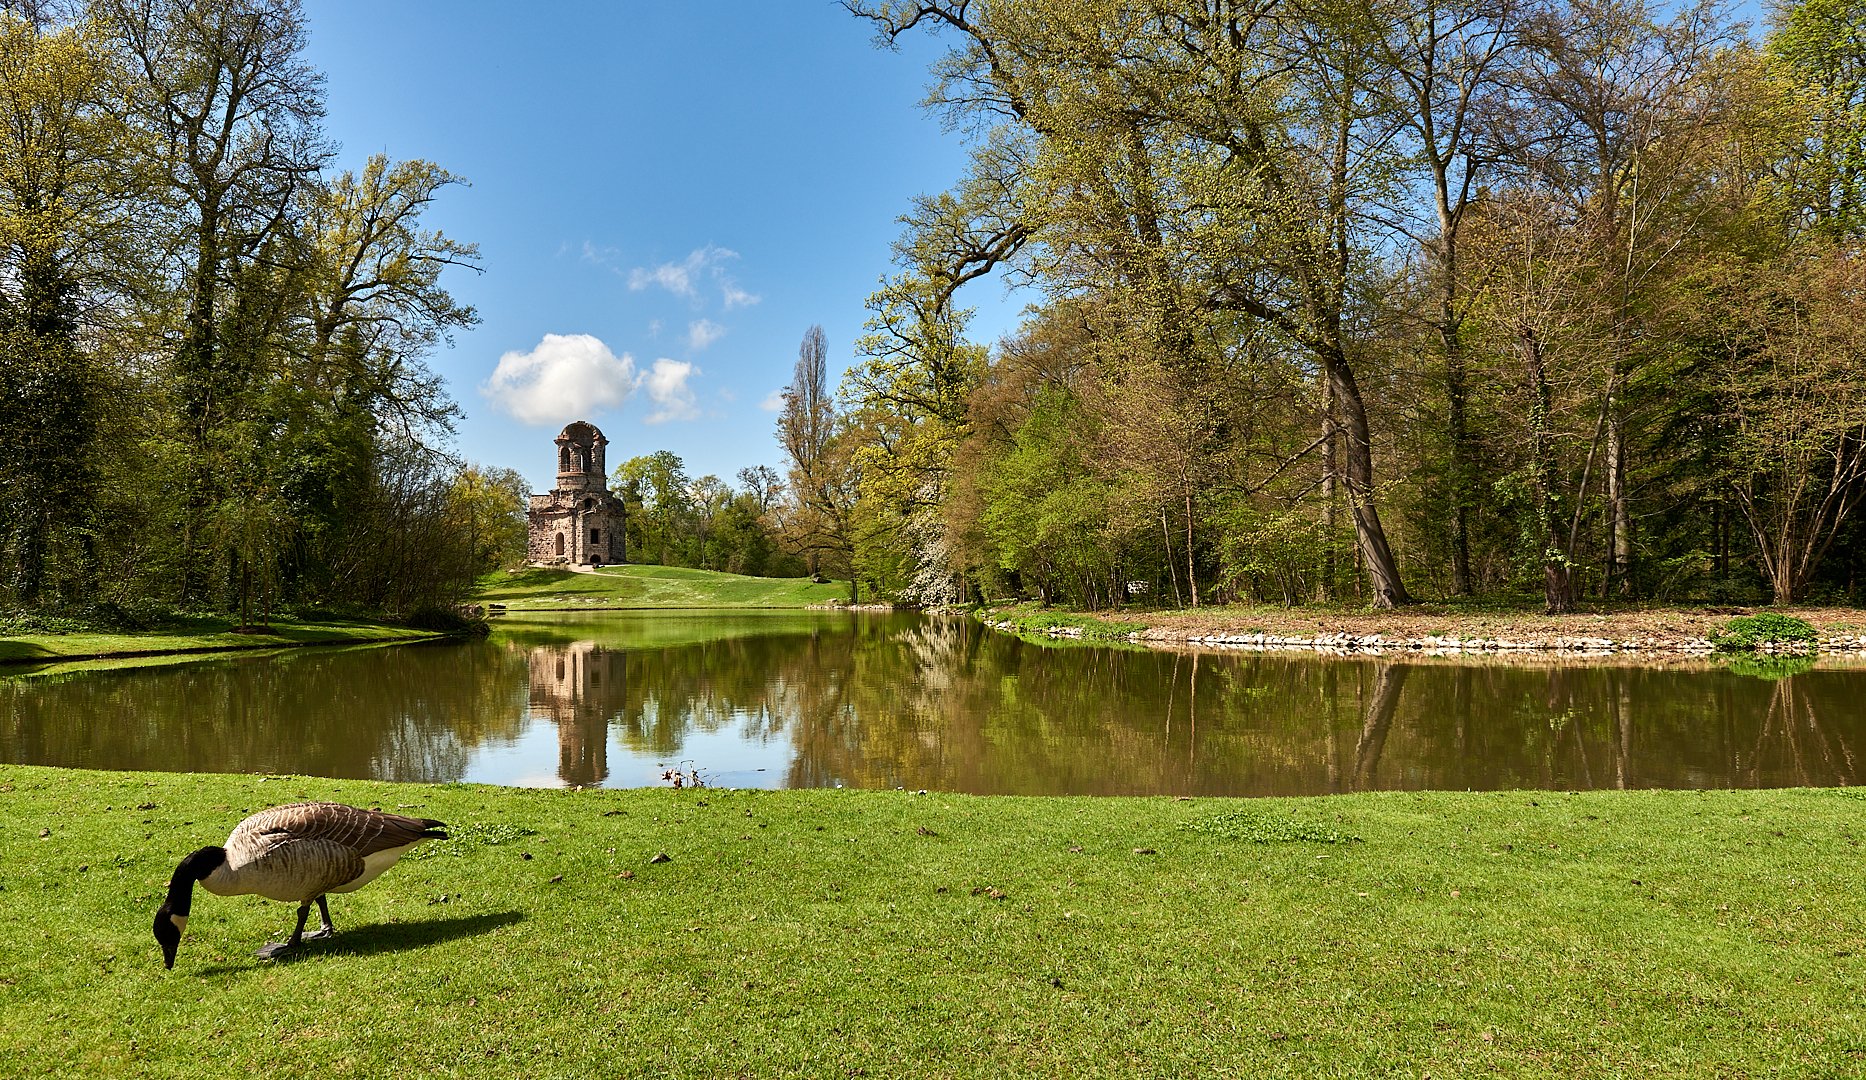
608 452 809 580
773 0 1866 611
0 0 508 626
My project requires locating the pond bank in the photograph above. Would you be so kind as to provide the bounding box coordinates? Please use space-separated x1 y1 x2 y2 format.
3 763 1860 1077
983 602 1866 656
0 618 448 668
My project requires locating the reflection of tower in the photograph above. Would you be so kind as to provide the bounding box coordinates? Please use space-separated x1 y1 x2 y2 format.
526 641 628 786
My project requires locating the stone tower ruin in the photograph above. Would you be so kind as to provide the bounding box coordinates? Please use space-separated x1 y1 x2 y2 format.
527 420 626 565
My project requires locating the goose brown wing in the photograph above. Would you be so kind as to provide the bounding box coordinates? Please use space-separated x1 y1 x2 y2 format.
237 836 367 903
230 802 447 859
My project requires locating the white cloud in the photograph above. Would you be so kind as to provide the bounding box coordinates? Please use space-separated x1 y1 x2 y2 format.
686 319 726 351
629 245 734 299
580 240 622 270
482 333 638 425
628 244 759 309
640 358 699 423
758 389 786 412
629 261 694 297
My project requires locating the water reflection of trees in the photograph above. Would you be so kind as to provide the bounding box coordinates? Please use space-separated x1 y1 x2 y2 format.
6 616 1864 795
504 622 1866 794
769 624 1866 796
0 642 527 781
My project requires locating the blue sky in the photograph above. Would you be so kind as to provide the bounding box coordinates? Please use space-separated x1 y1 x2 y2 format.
302 1 1029 494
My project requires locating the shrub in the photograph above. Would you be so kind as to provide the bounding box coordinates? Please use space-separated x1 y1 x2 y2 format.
0 609 89 635
0 600 177 634
81 599 181 631
402 605 491 637
1711 612 1819 652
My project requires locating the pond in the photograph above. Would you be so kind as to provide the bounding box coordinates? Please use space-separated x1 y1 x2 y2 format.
2 610 1861 796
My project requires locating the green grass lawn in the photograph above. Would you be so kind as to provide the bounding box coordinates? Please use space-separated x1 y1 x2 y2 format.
0 617 441 667
3 764 1862 1077
475 564 848 610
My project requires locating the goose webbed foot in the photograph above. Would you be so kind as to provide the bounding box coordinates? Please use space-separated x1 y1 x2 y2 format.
304 895 336 940
257 899 323 959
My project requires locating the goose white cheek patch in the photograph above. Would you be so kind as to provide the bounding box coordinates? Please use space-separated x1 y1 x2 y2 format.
169 915 188 934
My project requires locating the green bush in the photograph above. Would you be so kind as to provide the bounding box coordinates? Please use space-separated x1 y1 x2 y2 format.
402 604 491 637
80 599 181 631
1711 612 1820 652
0 600 178 635
0 609 89 635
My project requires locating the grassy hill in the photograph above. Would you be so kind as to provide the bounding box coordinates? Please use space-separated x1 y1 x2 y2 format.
473 564 848 610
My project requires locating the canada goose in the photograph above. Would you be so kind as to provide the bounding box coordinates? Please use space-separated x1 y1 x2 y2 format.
152 802 447 969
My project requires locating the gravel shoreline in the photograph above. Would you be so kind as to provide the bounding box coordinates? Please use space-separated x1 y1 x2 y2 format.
980 607 1866 658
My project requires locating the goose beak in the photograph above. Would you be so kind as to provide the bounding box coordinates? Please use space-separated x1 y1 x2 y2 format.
153 904 185 970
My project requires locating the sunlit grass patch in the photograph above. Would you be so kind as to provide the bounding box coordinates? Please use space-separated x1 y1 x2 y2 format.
403 821 538 859
473 565 847 609
1178 809 1360 844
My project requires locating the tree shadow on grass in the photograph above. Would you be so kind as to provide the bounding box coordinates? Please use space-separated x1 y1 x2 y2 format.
193 910 525 974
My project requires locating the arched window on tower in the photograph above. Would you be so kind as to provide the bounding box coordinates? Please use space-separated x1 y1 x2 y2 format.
559 445 570 469
555 533 565 556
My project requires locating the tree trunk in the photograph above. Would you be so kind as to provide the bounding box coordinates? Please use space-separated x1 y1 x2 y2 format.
1443 317 1474 596
1184 487 1199 608
178 204 222 606
1161 508 1183 608
1324 347 1413 608
15 508 47 606
1605 403 1631 597
1523 329 1573 614
1320 377 1338 602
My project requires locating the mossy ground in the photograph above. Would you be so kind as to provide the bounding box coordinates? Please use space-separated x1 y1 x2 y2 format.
3 765 1863 1077
474 565 847 611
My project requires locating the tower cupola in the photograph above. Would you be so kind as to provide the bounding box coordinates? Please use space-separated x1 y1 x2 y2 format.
554 421 608 492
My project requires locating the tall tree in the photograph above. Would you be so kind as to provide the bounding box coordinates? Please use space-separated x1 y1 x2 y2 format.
96 0 328 600
1511 0 1737 595
449 463 528 578
614 450 693 566
777 325 857 585
1700 249 1866 603
0 13 142 604
1769 0 1866 240
296 154 480 437
851 0 1420 605
1383 0 1525 594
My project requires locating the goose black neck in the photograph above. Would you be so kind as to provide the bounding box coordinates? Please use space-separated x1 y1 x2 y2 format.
165 846 225 915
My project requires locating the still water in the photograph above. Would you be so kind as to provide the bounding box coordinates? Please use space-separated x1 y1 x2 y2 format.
2 610 1861 795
